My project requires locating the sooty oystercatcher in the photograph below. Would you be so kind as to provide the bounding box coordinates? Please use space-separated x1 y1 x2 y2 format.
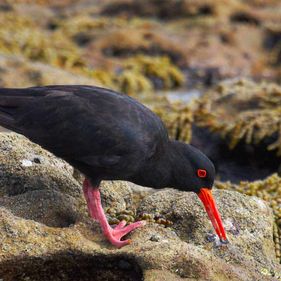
0 85 227 247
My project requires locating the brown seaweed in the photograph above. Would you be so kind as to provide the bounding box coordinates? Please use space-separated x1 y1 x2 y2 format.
195 78 281 155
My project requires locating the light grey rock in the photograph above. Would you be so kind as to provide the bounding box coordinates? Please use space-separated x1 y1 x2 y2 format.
0 133 279 281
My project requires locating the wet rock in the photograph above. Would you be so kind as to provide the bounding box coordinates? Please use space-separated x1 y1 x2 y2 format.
0 132 279 281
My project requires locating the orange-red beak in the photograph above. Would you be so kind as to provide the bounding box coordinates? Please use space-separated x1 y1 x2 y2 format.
198 188 228 243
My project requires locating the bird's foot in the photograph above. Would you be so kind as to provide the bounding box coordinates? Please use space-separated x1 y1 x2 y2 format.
106 220 146 248
83 178 146 248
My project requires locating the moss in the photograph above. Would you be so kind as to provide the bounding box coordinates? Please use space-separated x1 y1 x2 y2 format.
195 78 281 155
216 173 281 263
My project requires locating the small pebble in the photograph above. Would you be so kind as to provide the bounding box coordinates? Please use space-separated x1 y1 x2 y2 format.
33 157 41 164
206 233 216 242
21 159 33 167
150 234 161 242
206 233 229 247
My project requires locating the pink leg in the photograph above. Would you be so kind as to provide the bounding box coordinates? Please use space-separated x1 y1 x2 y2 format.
83 179 146 248
83 182 98 220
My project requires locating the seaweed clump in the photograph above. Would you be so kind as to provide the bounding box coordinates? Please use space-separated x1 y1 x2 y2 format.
216 173 281 263
87 55 185 95
0 13 84 69
152 100 193 142
195 78 281 155
124 55 185 89
117 55 185 95
106 207 173 228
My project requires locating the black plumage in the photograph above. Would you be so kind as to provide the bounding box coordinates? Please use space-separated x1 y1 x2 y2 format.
0 85 227 246
0 85 214 191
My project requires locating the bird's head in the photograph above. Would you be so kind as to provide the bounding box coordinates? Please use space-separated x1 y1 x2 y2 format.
169 141 228 243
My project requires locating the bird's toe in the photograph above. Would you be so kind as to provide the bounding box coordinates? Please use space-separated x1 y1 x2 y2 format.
107 220 146 248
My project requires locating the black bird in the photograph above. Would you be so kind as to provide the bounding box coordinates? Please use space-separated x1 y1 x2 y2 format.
0 85 227 247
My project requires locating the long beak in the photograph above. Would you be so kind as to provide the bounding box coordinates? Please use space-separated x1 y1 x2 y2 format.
198 188 228 243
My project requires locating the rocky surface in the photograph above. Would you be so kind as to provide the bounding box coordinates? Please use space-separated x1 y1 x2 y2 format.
0 133 280 281
0 1 280 279
0 54 101 88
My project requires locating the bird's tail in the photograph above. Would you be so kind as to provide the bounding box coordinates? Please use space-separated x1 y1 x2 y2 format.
0 88 34 133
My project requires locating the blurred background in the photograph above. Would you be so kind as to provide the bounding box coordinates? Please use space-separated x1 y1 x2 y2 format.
0 0 280 262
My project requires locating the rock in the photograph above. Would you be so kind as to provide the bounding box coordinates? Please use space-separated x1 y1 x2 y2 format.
100 181 134 213
0 190 79 227
0 133 280 280
138 189 279 274
0 54 101 88
0 133 81 199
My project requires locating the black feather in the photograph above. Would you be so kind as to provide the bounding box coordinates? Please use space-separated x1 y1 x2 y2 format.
0 85 215 192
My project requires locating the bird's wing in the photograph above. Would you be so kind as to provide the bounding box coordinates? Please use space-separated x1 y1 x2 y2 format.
0 86 168 171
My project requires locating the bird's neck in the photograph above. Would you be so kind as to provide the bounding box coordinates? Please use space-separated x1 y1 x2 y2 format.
130 140 179 188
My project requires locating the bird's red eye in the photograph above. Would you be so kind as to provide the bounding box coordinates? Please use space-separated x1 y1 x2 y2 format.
197 169 207 178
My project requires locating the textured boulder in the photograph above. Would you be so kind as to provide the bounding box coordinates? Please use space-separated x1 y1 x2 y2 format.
0 133 80 197
0 133 280 281
138 188 280 279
